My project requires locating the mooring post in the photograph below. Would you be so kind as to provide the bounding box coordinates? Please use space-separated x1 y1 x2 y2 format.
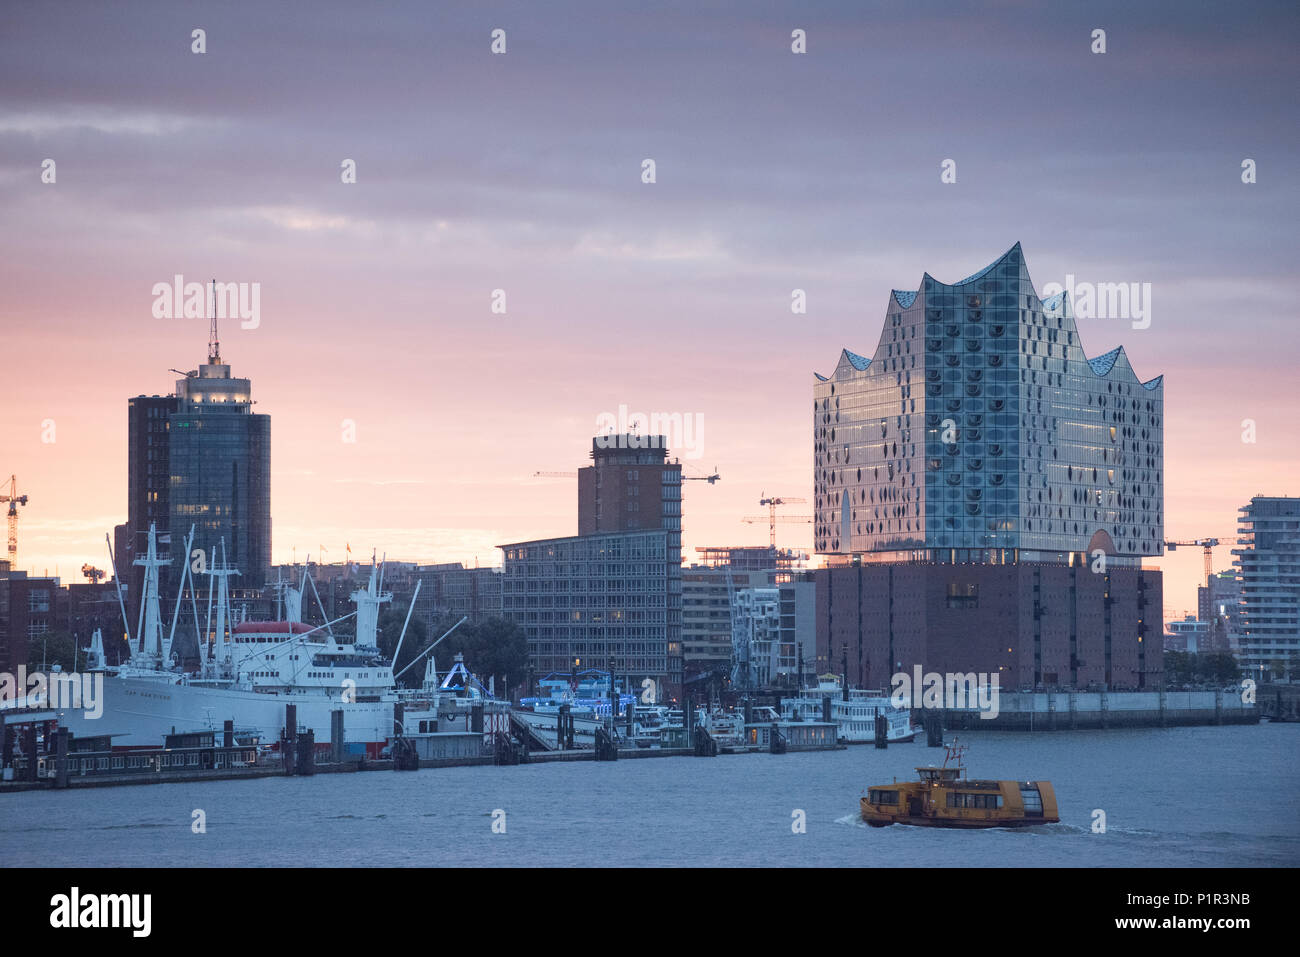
926 711 944 747
297 730 316 776
23 728 37 782
283 703 298 775
875 713 888 749
331 710 344 763
53 726 69 789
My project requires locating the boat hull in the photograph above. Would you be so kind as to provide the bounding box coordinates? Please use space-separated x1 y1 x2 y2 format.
859 802 1056 828
56 674 394 754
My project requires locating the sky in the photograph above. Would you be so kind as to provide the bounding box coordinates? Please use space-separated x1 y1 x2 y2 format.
1 0 1297 619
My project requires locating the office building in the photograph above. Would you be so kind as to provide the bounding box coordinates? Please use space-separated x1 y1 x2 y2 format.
500 529 676 696
167 331 271 588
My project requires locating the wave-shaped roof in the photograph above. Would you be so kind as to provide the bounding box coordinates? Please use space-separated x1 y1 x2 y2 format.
1088 347 1123 376
844 349 870 370
951 244 1016 286
1083 345 1163 390
815 244 1162 392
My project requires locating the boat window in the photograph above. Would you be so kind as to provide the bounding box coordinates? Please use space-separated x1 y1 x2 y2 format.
868 789 899 805
1019 786 1043 815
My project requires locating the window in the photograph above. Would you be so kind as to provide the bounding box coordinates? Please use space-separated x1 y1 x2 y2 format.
946 583 979 609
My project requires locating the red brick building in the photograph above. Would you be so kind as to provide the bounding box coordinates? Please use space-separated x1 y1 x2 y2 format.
817 561 1161 692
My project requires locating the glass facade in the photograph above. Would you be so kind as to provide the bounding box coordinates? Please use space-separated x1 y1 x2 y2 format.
168 361 271 586
500 529 677 682
814 244 1163 563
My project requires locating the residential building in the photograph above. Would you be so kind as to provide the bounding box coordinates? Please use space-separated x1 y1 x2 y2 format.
1233 496 1300 679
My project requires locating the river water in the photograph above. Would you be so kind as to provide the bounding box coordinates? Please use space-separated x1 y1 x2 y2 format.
3 724 1296 867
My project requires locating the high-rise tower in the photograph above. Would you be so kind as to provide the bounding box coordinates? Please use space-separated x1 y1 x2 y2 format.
167 321 271 588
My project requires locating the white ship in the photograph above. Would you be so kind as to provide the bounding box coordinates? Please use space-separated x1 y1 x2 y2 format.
55 524 405 756
781 678 918 743
396 653 511 740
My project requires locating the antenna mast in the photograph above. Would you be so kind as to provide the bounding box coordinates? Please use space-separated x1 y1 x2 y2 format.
208 278 220 363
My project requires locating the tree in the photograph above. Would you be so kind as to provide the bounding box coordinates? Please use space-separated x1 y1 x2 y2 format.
407 613 529 691
1208 653 1241 684
27 630 77 672
1164 651 1191 687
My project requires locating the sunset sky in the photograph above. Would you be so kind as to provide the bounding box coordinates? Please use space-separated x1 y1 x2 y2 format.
2 1 1297 619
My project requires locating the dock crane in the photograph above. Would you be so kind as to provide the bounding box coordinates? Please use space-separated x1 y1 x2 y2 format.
1162 538 1221 587
1 475 28 570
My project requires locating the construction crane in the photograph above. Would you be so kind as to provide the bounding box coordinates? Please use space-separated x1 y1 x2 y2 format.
1163 538 1221 588
533 466 721 483
751 493 807 547
1 475 28 570
683 465 722 484
743 515 812 548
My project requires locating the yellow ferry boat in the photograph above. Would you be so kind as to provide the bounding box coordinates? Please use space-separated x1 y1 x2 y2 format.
860 741 1059 828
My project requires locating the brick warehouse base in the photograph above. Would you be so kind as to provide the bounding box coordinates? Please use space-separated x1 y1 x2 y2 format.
816 561 1162 691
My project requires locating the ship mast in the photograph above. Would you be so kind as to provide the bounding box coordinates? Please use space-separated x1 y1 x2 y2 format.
133 523 170 669
203 538 240 677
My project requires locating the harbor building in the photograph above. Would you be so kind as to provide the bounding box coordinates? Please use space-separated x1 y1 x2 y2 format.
1232 496 1300 680
813 244 1163 690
